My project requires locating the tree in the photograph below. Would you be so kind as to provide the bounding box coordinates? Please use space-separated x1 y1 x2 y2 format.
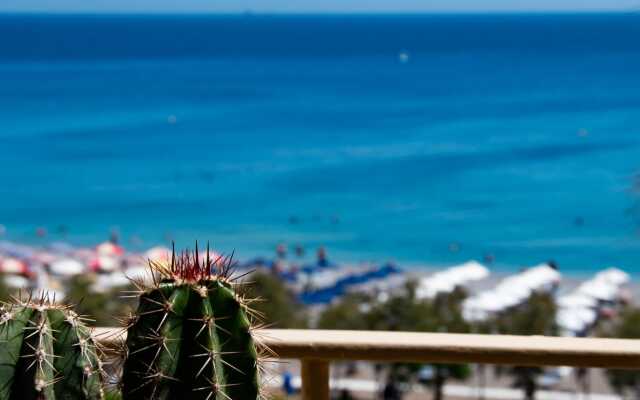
244 271 308 329
431 288 472 400
495 292 557 400
317 292 372 330
318 281 471 400
602 306 640 398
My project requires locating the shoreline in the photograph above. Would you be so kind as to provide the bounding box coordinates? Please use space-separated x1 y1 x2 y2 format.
0 237 634 283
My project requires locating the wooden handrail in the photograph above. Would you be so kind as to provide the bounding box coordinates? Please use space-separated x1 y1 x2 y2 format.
94 328 640 400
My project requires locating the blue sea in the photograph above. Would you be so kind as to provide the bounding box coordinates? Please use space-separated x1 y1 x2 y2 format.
0 13 639 276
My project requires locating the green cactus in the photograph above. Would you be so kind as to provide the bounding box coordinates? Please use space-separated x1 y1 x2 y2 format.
0 294 104 400
121 244 265 400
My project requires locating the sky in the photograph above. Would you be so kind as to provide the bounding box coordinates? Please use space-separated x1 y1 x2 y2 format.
0 0 638 13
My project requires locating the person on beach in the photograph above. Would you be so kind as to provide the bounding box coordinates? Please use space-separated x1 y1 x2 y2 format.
294 244 305 258
282 370 294 396
382 379 402 400
276 243 287 260
109 228 120 244
317 246 329 267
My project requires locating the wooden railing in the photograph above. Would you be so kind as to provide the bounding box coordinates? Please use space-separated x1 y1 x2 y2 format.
94 328 640 400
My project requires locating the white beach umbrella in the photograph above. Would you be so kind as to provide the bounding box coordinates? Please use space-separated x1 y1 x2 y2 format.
572 307 598 325
578 280 618 301
425 261 490 290
431 269 455 280
556 309 587 332
145 246 172 263
496 279 532 300
93 255 119 273
521 264 561 289
595 267 630 286
3 275 30 289
427 272 450 284
498 292 527 309
97 241 124 257
459 260 490 281
50 258 84 276
417 278 456 299
466 292 509 313
557 294 597 309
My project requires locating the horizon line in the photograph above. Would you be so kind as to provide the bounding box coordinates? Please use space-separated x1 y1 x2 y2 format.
0 9 638 16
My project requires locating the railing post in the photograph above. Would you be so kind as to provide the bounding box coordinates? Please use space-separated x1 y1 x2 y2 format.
301 359 330 400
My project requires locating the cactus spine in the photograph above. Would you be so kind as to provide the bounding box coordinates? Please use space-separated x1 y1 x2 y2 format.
0 294 104 400
121 245 264 400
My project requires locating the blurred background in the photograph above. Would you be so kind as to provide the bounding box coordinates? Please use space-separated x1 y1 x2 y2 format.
0 1 640 399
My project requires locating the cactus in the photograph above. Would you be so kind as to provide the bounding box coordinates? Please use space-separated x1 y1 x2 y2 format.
121 244 265 400
0 294 104 400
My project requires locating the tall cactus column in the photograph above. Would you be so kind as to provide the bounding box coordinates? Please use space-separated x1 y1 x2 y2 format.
0 295 104 400
122 245 264 400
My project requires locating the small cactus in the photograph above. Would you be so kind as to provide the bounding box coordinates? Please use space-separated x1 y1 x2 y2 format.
0 294 104 400
121 244 265 400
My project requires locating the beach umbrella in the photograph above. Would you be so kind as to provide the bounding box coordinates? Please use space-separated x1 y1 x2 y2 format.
0 258 28 275
96 241 124 257
90 255 120 273
50 258 85 276
3 275 30 289
578 280 619 301
428 261 486 286
595 267 630 286
465 292 510 313
145 246 172 263
497 291 526 309
495 278 532 300
452 260 490 281
556 309 587 332
93 272 130 293
520 263 561 289
423 263 474 286
573 307 598 325
416 277 456 299
557 294 597 309
556 307 597 332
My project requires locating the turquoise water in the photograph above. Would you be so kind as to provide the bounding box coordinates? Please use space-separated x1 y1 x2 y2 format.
0 14 639 275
